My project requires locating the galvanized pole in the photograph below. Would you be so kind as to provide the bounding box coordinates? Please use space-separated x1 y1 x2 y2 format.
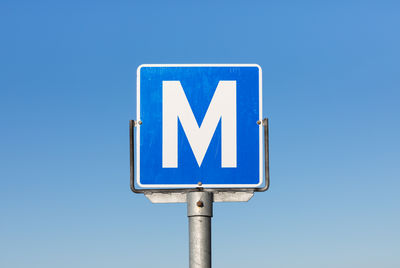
187 191 213 268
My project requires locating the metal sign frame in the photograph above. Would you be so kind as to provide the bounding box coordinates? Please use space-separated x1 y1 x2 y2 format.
129 118 270 202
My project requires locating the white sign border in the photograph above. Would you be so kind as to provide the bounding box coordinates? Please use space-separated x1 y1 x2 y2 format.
136 64 263 188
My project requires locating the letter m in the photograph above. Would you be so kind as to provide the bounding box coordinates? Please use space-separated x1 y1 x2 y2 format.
162 81 237 168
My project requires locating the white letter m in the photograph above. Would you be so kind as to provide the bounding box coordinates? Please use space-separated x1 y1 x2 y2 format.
162 81 237 168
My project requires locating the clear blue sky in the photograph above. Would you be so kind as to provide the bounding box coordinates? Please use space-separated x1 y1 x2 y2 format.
1 0 399 267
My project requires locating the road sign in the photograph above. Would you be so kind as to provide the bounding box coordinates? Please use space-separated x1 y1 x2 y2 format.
136 64 263 188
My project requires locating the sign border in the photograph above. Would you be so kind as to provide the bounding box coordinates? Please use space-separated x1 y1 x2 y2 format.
136 64 263 188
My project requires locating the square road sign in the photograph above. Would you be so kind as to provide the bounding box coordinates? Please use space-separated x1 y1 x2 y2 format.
136 64 263 188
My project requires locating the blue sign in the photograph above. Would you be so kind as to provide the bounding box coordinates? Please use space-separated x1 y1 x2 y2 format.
136 64 263 188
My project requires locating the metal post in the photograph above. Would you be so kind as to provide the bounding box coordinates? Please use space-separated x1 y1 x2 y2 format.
187 191 213 268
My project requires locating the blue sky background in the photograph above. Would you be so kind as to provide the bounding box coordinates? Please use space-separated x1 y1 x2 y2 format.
1 0 399 267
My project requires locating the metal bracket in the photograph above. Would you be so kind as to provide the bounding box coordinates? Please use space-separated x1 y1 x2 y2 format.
130 118 270 203
144 191 255 203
